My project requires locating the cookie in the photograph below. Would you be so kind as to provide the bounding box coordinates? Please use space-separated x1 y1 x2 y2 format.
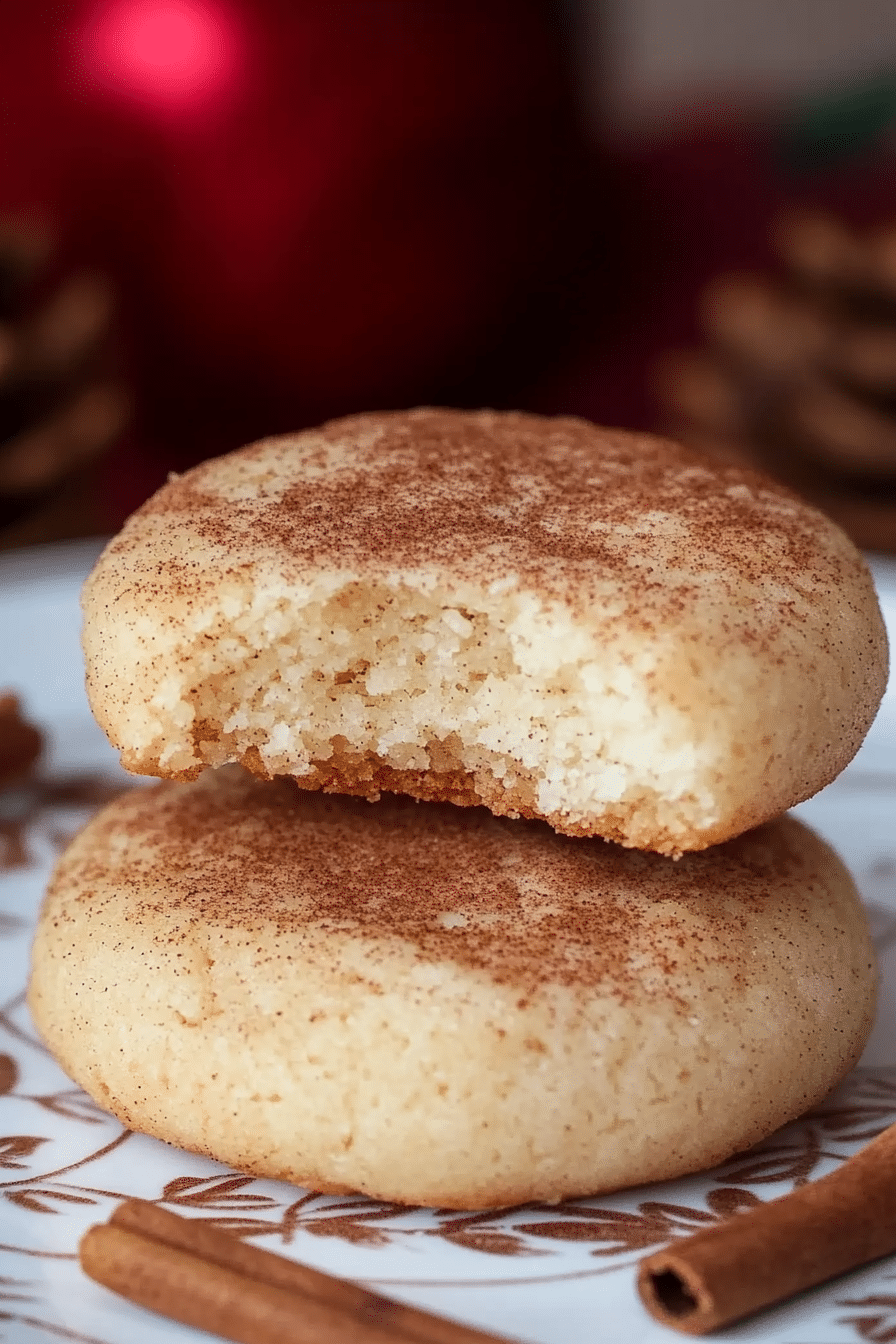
81 408 887 853
29 768 876 1209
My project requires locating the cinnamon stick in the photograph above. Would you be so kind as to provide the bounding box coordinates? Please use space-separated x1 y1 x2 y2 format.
80 1199 510 1344
0 694 42 787
637 1122 896 1334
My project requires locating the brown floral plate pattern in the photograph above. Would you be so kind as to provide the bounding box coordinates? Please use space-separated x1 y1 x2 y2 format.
1 540 896 1344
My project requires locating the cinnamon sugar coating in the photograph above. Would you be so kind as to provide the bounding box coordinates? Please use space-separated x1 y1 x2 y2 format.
81 408 887 853
29 769 875 1208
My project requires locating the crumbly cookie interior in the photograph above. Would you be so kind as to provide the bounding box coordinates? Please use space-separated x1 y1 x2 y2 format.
142 575 719 851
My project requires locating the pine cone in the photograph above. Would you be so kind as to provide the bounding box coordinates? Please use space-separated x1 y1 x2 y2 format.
0 218 130 549
657 210 896 551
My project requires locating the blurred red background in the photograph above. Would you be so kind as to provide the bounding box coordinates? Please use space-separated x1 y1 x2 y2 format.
0 0 606 521
0 0 894 534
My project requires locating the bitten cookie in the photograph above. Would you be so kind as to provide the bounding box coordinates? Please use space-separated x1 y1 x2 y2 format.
29 768 876 1209
81 408 887 853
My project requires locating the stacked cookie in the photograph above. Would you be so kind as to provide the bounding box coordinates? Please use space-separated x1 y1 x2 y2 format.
30 410 887 1208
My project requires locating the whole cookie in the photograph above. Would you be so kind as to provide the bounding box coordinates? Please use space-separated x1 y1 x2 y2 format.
81 408 887 853
29 769 876 1208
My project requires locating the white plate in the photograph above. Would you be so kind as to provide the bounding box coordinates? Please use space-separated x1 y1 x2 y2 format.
2 540 896 1344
